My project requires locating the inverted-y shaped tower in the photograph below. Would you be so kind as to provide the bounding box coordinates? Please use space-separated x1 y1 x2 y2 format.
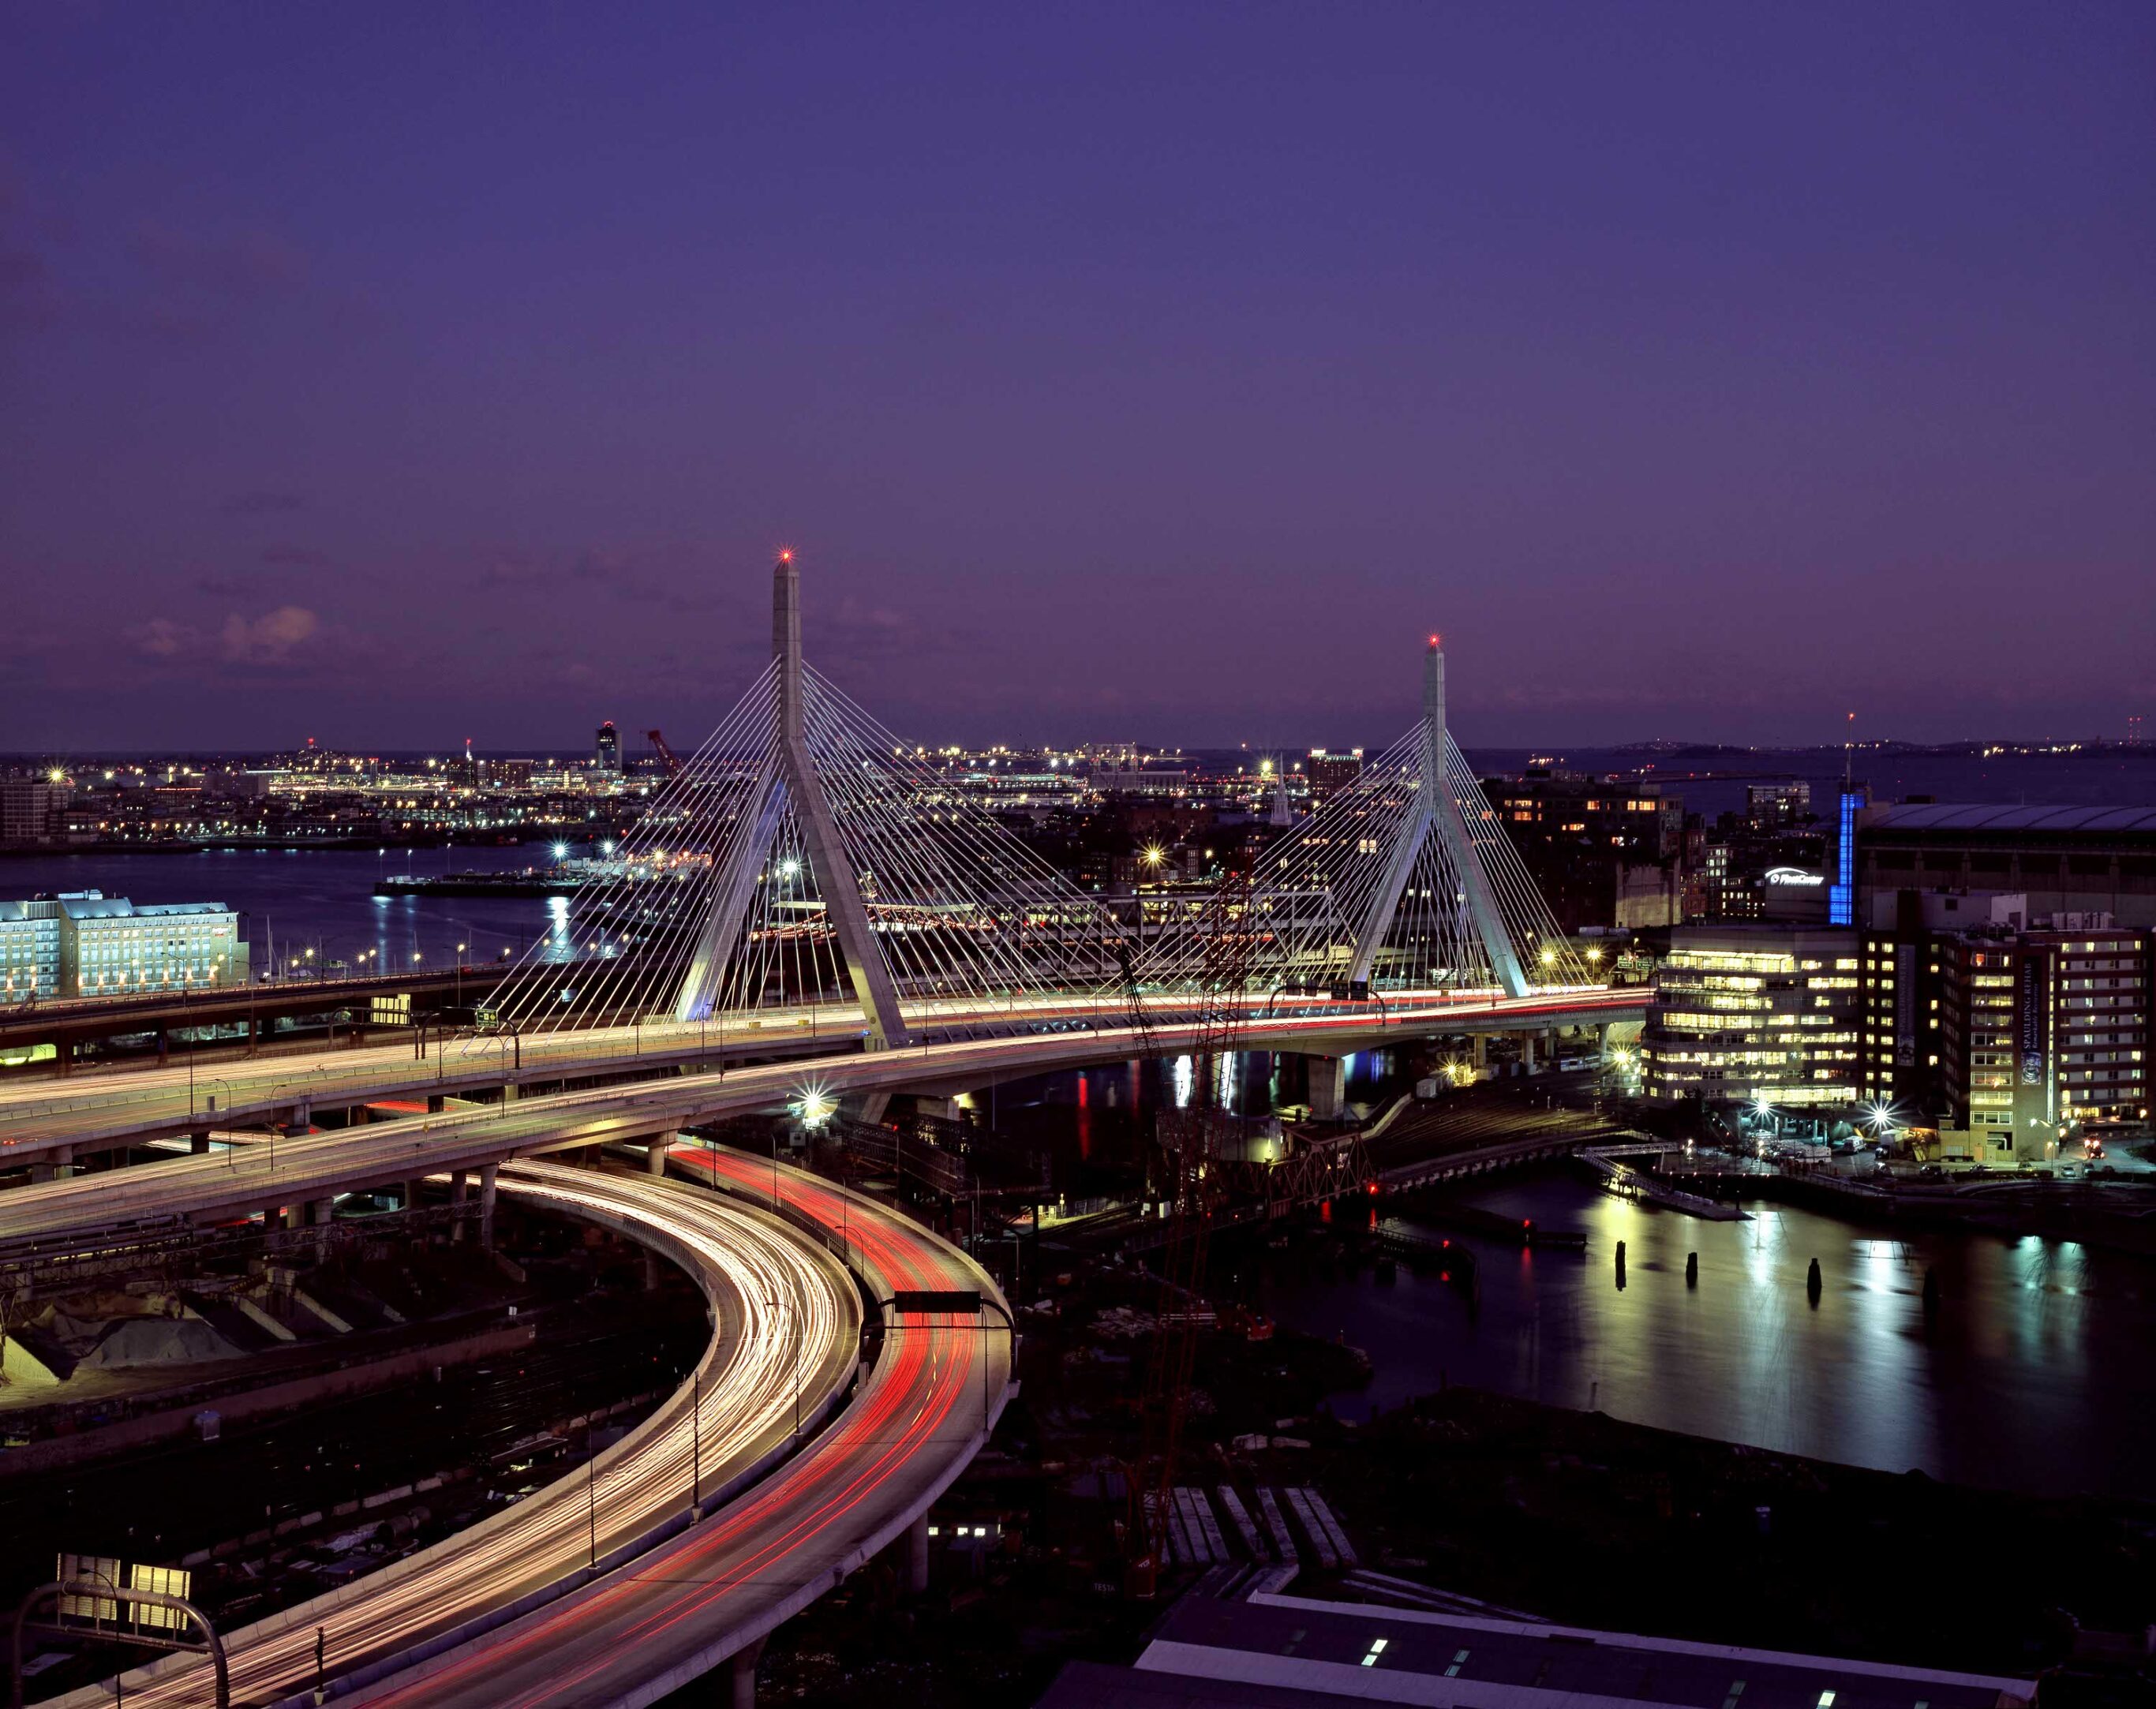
1346 636 1529 997
673 555 912 1049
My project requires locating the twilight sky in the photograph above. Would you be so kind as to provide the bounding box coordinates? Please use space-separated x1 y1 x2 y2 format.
2 3 2151 755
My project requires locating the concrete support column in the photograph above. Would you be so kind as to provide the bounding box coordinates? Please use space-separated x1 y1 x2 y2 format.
402 1179 420 1212
157 1027 170 1065
907 1513 931 1595
1519 1031 1538 1073
189 1130 210 1155
477 1162 499 1251
1470 1034 1488 1069
292 1097 312 1131
646 1138 669 1175
726 1638 765 1709
1306 1055 1346 1121
31 1144 75 1184
55 1038 73 1076
1596 1022 1611 1056
450 1170 468 1243
642 1247 661 1292
854 1090 891 1124
310 1196 334 1226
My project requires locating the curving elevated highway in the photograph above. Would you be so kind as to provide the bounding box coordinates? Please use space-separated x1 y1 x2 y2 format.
345 1145 1012 1709
40 1163 863 1709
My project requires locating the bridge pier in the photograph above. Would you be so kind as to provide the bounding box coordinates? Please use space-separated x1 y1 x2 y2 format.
1305 1055 1346 1121
852 1090 891 1124
477 1163 499 1251
724 1637 765 1708
646 1138 670 1175
30 1144 74 1183
1471 1034 1488 1071
189 1130 210 1155
449 1170 469 1242
907 1513 931 1594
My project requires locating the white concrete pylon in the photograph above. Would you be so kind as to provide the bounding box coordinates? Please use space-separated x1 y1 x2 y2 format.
675 555 912 1049
1346 636 1529 997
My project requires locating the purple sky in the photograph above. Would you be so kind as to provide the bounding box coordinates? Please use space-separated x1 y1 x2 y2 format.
2 4 2151 755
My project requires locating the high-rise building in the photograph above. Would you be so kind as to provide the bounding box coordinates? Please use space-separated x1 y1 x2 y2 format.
1641 924 1862 1108
1306 749 1364 802
1 777 55 846
594 721 622 772
1745 780 1813 829
1483 772 1685 932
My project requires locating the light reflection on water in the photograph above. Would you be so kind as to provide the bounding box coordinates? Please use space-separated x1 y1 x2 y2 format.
1256 1172 2155 1499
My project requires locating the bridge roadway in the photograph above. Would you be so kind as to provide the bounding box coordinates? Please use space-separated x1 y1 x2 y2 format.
0 987 1645 1173
342 1146 1015 1709
45 1161 865 1709
0 989 1643 1235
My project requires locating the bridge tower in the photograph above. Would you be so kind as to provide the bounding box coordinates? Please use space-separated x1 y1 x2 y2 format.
1346 636 1529 997
674 555 912 1049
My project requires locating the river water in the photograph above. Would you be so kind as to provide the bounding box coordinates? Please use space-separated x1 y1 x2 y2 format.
0 843 602 973
1245 1171 2156 1501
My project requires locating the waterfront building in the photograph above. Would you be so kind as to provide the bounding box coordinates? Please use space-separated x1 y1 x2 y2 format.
0 902 64 1002
1641 924 1862 1108
1 776 58 847
0 892 249 1001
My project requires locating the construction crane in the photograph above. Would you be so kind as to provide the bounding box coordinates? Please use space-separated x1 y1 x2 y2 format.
1120 871 1252 1594
646 728 682 777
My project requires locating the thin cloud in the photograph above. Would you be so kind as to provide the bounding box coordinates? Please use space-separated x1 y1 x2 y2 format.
221 605 320 664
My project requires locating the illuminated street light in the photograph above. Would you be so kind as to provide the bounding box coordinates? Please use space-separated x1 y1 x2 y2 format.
778 858 802 881
789 1083 836 1127
1862 1099 1901 1137
1141 843 1166 870
552 843 570 862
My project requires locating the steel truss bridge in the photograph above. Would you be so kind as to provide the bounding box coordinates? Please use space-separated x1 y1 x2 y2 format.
2 556 1642 1707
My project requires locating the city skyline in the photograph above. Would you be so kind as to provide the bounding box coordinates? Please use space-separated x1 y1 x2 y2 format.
4 5 2152 751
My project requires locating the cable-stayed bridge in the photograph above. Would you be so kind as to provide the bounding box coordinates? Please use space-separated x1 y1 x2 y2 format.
477 555 1600 1057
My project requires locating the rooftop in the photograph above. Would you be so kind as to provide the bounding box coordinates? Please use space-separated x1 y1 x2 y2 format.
1042 1591 2030 1709
1866 803 2156 836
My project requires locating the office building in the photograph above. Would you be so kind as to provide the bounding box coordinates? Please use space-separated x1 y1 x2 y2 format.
1484 772 1684 932
2 776 57 846
1641 924 1862 1107
0 903 64 1003
1305 748 1364 802
1745 780 1813 829
0 892 248 1002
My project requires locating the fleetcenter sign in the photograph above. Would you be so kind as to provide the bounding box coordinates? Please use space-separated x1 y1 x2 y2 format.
1763 866 1824 887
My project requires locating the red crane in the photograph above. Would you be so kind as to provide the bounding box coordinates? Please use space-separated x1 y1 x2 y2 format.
646 728 682 776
